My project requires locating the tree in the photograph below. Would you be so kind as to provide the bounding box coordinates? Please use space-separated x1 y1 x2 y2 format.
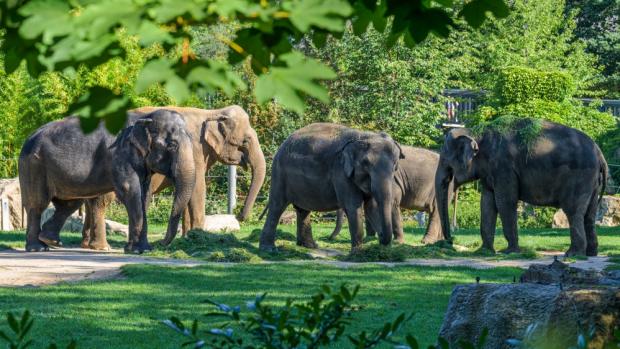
0 0 509 133
566 0 620 97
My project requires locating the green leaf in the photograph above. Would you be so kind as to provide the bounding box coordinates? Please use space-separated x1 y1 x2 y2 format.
255 52 336 114
135 21 175 46
148 0 206 22
186 60 247 97
18 0 72 44
459 0 509 28
287 0 352 32
135 58 175 93
164 75 190 104
68 86 130 133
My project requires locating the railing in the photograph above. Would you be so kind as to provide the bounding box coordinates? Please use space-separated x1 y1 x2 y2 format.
442 89 620 121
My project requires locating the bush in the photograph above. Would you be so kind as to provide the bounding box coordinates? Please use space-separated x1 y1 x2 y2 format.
496 67 575 105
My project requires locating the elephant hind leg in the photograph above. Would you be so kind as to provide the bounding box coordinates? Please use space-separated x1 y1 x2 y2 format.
259 191 288 251
295 207 317 249
39 199 83 248
25 208 48 252
84 195 112 251
584 191 599 257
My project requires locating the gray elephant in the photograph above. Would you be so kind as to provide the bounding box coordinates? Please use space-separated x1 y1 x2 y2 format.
80 105 266 248
259 123 404 251
435 119 607 257
19 109 195 253
329 146 455 243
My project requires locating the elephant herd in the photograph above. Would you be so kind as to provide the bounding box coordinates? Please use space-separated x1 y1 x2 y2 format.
18 107 607 257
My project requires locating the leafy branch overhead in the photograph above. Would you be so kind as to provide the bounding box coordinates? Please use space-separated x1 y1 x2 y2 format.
0 0 509 132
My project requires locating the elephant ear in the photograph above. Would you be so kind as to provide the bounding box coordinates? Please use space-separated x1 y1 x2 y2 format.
342 141 356 178
129 118 153 157
456 135 478 169
202 116 229 153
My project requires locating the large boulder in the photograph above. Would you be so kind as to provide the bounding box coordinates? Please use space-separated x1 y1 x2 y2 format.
439 284 619 349
40 207 129 236
439 260 620 348
553 195 620 228
0 178 25 230
203 214 240 232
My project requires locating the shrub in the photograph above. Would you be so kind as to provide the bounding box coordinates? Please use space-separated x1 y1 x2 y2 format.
496 67 575 105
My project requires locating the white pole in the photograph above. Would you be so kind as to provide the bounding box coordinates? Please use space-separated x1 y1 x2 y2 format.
227 165 237 214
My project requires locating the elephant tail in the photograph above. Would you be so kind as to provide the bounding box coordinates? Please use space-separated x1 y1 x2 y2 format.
258 204 269 221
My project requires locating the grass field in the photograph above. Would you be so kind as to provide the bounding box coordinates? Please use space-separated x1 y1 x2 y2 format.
2 222 620 261
0 263 521 348
1 222 617 348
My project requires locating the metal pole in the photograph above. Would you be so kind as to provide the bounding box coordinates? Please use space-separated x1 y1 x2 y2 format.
227 165 237 214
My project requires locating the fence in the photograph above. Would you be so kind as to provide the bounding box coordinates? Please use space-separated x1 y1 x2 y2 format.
442 89 620 122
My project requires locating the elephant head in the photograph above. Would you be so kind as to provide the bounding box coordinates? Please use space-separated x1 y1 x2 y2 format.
129 110 196 245
341 133 404 245
202 106 266 221
435 128 479 241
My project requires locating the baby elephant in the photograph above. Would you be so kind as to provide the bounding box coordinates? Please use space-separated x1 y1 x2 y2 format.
329 146 454 243
259 123 404 251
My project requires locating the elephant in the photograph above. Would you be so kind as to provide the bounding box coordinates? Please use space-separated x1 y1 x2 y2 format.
81 105 266 249
329 146 455 243
19 109 196 253
434 119 608 257
259 123 404 251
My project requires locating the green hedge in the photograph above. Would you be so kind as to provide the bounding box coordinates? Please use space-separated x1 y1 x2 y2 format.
496 67 575 105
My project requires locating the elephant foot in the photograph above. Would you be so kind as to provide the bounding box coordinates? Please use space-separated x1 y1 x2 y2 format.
89 241 111 251
80 238 91 249
500 246 521 254
38 234 62 248
124 242 152 254
475 246 496 255
586 246 598 257
259 243 277 252
421 236 440 245
565 247 586 257
26 241 49 252
296 240 318 249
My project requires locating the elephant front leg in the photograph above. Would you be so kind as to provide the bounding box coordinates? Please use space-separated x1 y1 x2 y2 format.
422 209 442 244
295 207 317 249
344 205 364 250
186 163 207 234
494 188 519 254
480 188 498 252
117 177 151 254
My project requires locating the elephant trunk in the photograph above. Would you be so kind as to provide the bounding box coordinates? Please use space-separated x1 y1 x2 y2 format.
372 176 394 246
237 132 266 221
162 137 196 245
435 161 453 242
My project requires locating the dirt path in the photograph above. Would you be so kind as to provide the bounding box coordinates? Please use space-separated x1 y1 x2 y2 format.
0 248 612 287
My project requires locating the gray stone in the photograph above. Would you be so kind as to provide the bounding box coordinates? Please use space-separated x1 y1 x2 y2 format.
279 211 296 225
439 284 620 349
520 259 603 285
203 214 240 232
0 178 25 230
41 207 84 232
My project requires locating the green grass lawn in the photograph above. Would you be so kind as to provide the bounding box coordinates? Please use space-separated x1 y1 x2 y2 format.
2 222 620 261
0 263 521 348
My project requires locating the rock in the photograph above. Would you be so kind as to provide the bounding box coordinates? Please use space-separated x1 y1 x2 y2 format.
0 178 25 230
596 195 620 226
104 219 128 237
553 195 620 228
439 284 620 349
552 210 569 228
40 207 84 232
520 258 603 285
203 214 240 232
279 211 296 225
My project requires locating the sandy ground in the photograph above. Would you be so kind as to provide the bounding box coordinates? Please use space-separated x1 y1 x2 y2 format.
0 248 612 287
